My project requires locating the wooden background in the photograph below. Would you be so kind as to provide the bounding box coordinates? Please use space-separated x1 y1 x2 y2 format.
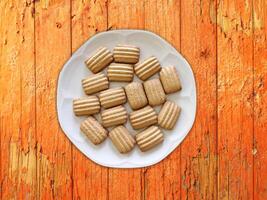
0 0 266 199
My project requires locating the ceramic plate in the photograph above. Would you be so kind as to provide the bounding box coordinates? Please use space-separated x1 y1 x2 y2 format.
57 30 196 168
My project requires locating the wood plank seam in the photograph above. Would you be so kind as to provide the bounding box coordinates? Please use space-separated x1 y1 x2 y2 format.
33 0 38 199
252 0 267 199
179 1 182 199
69 0 74 199
252 1 255 199
216 0 219 199
0 0 37 199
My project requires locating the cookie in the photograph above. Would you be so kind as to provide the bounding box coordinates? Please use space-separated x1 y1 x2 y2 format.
107 63 134 82
144 79 166 106
158 101 181 130
124 82 148 110
85 47 113 73
129 106 157 129
109 125 135 153
82 73 109 95
136 126 164 152
113 45 140 64
99 87 126 109
73 96 100 116
160 66 182 93
134 56 161 80
101 105 127 128
80 116 108 145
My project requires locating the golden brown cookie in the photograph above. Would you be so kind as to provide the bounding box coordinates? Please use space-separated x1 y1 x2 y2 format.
158 101 181 130
113 45 140 64
85 47 113 73
99 87 126 109
160 66 182 93
80 116 108 145
73 96 100 116
136 126 164 152
134 56 161 80
107 63 134 82
109 125 135 153
101 105 127 128
124 82 148 110
144 79 166 106
129 106 157 130
82 73 109 95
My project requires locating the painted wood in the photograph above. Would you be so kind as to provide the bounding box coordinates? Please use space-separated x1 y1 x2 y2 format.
217 0 254 199
0 0 36 199
253 0 267 199
180 0 217 199
71 0 108 199
35 0 73 199
0 0 266 199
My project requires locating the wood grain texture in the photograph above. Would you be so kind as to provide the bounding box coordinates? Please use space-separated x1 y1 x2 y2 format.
144 0 181 199
253 0 267 199
1 0 267 199
217 0 254 199
180 0 217 199
0 0 36 199
35 0 73 199
107 1 144 199
71 1 108 199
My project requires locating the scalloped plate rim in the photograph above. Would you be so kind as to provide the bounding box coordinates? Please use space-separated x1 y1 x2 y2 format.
56 29 197 168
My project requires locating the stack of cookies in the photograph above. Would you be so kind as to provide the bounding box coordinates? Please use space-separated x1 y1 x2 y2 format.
73 45 182 154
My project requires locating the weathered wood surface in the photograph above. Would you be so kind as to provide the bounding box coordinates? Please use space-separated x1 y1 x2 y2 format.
71 1 108 200
217 0 254 199
35 0 73 199
180 0 217 199
0 0 266 199
253 0 267 199
0 0 36 199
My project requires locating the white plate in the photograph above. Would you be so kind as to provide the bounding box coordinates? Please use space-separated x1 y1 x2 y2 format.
57 30 196 168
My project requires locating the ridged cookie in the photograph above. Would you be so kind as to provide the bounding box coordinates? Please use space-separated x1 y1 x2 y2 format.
160 66 182 93
101 105 127 128
158 101 181 130
109 126 135 153
85 47 113 73
134 56 161 80
82 73 109 95
73 96 100 116
113 45 140 64
107 63 134 82
99 87 126 109
130 106 157 130
80 116 107 145
144 79 166 106
136 126 164 152
124 82 148 110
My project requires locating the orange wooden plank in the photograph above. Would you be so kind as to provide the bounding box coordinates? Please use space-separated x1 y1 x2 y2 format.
253 0 267 199
108 0 145 30
180 0 217 199
0 0 36 199
35 0 73 199
217 0 254 199
71 0 108 199
143 1 181 199
107 1 144 199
